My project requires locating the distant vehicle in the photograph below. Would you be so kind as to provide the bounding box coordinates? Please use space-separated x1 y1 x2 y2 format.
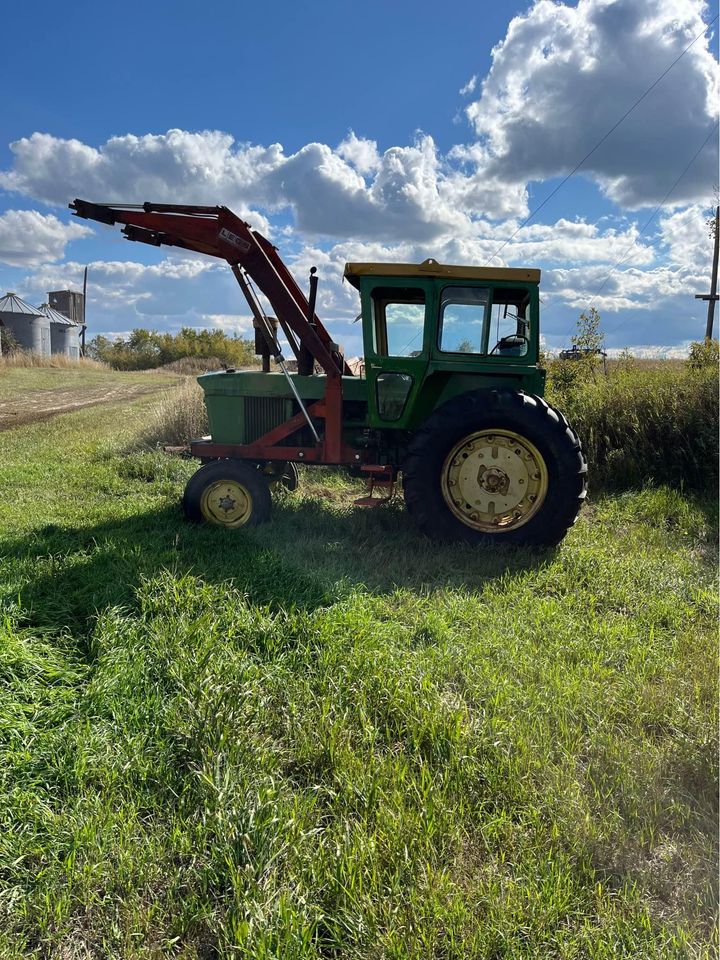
558 345 608 372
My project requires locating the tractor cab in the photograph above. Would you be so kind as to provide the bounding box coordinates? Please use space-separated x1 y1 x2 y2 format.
343 260 545 430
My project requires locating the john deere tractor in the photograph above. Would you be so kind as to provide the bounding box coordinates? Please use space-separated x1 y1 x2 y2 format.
71 200 587 546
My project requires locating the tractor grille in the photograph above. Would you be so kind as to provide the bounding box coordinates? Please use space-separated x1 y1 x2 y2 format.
244 396 287 443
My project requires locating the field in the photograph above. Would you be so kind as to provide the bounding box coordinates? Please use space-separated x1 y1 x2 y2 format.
0 366 179 432
0 367 717 958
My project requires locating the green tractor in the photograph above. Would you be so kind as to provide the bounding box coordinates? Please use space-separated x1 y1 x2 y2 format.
71 200 587 546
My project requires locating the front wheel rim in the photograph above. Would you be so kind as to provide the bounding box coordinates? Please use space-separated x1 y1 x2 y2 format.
441 429 549 532
200 479 253 527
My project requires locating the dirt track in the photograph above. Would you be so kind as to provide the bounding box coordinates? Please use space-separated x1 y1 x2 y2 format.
0 381 167 431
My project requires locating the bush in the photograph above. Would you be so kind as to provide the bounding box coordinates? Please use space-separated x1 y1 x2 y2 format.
154 356 228 375
548 358 719 491
687 338 719 372
0 326 19 355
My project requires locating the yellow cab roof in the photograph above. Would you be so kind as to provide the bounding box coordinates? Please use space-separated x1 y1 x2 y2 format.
343 258 541 289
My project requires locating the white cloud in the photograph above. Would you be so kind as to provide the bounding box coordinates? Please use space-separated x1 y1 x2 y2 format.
0 129 524 244
0 209 92 267
658 202 713 273
465 0 718 207
20 256 231 333
336 132 381 176
1 1 716 353
606 342 693 358
201 313 254 335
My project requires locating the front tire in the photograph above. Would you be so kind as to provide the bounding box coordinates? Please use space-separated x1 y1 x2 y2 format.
403 390 586 547
183 459 272 528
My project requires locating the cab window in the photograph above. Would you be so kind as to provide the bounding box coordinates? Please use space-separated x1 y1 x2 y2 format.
438 286 489 354
438 284 531 357
371 286 425 357
488 289 531 357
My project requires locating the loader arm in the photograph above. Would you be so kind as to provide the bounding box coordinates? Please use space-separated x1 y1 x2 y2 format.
69 199 352 377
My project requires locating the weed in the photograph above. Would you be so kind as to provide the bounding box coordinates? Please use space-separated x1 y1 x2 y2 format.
547 359 718 490
135 378 209 447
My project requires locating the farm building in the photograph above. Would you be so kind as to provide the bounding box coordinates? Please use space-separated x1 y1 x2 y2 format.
39 303 81 359
0 291 83 358
0 292 51 356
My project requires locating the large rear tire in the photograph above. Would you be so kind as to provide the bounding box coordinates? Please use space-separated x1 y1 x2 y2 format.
403 390 586 546
183 459 272 528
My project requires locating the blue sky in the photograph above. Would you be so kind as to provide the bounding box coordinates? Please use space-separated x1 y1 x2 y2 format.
0 0 717 357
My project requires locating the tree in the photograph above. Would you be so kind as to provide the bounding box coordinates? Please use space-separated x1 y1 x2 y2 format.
549 307 606 397
571 306 605 355
86 327 256 370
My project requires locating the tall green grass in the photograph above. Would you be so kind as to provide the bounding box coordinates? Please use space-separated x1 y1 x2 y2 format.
548 357 718 491
0 392 716 957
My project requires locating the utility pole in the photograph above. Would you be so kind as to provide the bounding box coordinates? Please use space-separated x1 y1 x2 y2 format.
695 205 719 341
81 266 88 356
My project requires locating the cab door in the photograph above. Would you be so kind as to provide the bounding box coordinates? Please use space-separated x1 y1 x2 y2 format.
361 277 434 430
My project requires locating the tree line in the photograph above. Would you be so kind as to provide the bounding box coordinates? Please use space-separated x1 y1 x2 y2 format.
86 327 256 370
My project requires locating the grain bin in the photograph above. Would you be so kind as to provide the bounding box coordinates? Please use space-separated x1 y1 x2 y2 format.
40 303 81 359
0 292 50 355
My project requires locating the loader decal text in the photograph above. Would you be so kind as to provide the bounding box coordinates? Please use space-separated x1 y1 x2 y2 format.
219 228 252 253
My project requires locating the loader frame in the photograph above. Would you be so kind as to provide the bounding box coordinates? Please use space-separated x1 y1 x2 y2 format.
70 200 360 465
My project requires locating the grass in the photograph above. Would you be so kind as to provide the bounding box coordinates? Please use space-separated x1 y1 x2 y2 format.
547 356 718 491
0 349 106 370
0 375 717 958
0 364 174 402
136 377 209 447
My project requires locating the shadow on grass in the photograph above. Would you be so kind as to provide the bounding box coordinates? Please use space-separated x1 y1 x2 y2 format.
2 491 555 638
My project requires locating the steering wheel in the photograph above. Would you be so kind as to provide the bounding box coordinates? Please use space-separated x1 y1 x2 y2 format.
489 334 528 355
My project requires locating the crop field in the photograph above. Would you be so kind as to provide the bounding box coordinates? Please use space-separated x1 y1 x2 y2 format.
0 367 717 958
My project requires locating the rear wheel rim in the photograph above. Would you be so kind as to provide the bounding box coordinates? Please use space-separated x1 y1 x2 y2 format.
441 429 549 532
200 479 253 527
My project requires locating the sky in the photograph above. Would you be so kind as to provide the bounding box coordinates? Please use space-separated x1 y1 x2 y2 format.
0 0 718 358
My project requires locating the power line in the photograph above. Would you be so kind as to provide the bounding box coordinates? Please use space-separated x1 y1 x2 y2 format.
561 121 719 344
484 13 718 266
565 122 720 339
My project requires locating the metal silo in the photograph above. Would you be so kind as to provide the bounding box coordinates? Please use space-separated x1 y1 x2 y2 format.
0 292 50 355
40 303 81 359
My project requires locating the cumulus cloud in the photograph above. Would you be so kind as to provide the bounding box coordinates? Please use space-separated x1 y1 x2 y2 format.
0 129 526 244
201 313 254 335
336 132 381 176
20 255 230 329
464 0 718 208
2 0 716 352
0 209 92 267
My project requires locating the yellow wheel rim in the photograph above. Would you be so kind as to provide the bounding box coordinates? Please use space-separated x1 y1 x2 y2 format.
200 479 253 527
441 429 548 532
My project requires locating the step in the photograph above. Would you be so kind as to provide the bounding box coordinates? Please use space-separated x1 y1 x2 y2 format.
353 494 393 508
